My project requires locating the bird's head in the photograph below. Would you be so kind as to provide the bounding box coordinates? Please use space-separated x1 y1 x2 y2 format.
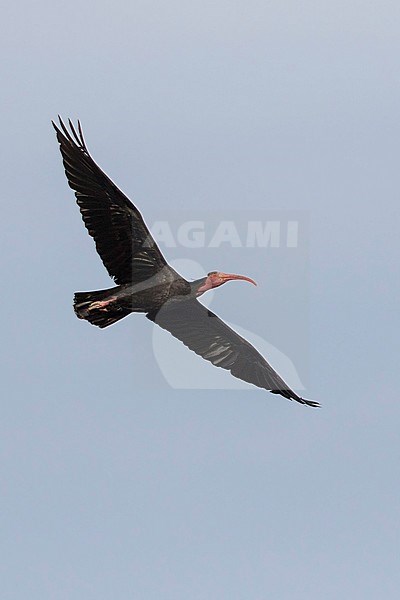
194 271 257 296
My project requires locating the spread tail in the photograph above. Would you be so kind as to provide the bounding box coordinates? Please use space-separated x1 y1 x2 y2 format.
73 289 130 328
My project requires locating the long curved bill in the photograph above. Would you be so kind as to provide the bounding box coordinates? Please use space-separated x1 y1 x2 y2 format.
220 273 257 286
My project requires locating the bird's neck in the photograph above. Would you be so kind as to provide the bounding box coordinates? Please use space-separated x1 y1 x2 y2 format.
190 277 208 297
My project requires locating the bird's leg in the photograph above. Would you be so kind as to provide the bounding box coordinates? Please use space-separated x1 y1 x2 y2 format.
88 296 118 312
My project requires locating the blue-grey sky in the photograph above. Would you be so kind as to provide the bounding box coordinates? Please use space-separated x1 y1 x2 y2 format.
2 1 399 598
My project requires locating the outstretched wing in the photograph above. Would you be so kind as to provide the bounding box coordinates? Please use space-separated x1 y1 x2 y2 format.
147 300 319 407
53 117 169 285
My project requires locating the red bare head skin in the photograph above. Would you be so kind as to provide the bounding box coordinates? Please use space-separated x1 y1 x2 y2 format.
197 271 257 295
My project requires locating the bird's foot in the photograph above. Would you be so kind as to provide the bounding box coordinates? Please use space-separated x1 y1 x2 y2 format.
89 297 117 312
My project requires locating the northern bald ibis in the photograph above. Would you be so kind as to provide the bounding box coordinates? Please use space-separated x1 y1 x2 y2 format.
53 118 318 407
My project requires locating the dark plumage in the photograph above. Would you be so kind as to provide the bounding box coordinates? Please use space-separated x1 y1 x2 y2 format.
54 117 319 407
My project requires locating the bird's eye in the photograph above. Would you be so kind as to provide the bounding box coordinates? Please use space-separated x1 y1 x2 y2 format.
207 271 217 276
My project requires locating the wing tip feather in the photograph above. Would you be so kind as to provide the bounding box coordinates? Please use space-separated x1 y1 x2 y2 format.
270 389 320 407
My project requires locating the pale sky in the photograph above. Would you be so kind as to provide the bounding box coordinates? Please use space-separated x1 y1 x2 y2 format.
1 1 399 598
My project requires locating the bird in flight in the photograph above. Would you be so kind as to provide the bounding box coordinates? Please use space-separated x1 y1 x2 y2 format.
53 118 318 407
